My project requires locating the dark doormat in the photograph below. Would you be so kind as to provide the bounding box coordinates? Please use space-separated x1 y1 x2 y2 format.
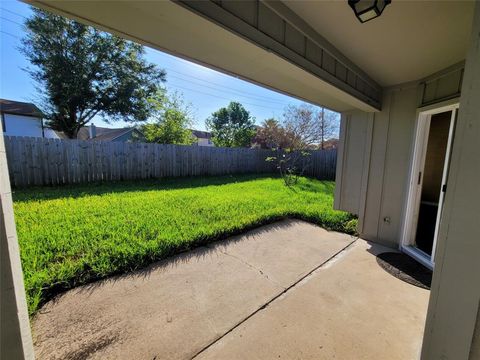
376 252 432 290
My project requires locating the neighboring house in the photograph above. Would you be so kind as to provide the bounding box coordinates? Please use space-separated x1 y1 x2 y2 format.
0 100 142 142
321 138 338 150
73 124 145 142
191 129 213 146
0 99 47 138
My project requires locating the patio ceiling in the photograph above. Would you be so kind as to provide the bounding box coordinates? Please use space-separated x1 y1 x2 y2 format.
284 0 474 86
27 0 380 112
27 1 474 112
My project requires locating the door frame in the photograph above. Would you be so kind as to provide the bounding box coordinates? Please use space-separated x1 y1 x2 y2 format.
400 100 459 269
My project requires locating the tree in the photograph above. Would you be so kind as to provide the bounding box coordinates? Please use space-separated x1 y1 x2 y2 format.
266 103 338 186
252 118 290 150
141 92 195 145
283 103 321 149
21 8 166 138
206 102 256 147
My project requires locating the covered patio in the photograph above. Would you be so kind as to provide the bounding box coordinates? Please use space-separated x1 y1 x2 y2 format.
32 220 429 359
2 1 479 359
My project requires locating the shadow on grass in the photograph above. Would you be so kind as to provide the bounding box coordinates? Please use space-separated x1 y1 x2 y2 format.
14 173 279 202
296 180 335 193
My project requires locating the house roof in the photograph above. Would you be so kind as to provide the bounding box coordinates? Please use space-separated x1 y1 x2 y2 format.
191 129 212 139
76 126 142 141
0 99 43 118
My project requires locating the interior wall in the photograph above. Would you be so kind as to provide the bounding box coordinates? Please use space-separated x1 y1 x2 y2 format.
421 111 451 203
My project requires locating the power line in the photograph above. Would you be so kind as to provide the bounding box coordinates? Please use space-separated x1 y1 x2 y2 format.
167 74 288 106
0 30 21 40
164 67 288 104
0 7 327 113
167 83 282 112
0 8 28 20
167 73 286 104
0 11 292 107
1 16 24 27
168 83 281 111
0 15 294 113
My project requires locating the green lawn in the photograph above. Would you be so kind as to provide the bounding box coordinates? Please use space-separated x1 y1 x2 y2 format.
13 175 357 315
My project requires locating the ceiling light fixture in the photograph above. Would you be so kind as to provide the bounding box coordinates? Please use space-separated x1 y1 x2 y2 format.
348 0 391 23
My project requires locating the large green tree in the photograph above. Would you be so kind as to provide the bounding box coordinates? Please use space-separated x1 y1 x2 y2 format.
21 8 166 138
141 92 195 145
206 102 256 147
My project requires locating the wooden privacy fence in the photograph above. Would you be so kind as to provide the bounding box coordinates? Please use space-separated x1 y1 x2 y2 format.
306 149 337 181
4 136 336 187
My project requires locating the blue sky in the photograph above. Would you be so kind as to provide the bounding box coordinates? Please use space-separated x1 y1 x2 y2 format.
0 0 339 134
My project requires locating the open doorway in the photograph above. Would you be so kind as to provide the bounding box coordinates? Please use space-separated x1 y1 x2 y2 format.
401 103 458 269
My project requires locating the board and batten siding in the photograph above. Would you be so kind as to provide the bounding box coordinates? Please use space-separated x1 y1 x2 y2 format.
335 62 465 247
3 136 337 188
421 62 464 107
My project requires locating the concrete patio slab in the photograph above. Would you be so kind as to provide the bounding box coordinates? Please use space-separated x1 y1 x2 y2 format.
196 240 430 360
32 220 355 360
214 221 354 287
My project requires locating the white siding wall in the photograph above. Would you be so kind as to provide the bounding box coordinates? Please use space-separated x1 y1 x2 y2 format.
43 128 60 139
197 138 214 147
334 111 373 217
3 114 43 137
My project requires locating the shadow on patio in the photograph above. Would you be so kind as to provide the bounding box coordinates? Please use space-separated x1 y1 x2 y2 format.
32 219 429 360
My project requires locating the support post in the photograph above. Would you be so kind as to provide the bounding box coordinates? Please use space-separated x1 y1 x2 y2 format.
421 3 480 359
0 125 34 359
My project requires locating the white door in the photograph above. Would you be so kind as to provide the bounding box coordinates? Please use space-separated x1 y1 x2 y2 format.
401 104 458 269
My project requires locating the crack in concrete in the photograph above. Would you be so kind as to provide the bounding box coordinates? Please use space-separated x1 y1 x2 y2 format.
191 238 358 359
216 249 286 290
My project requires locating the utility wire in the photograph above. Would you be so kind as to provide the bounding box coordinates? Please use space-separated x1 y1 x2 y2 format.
0 30 21 40
0 9 295 107
164 67 288 104
167 74 287 106
0 11 298 113
0 6 326 112
1 16 24 27
167 83 282 112
0 8 28 20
